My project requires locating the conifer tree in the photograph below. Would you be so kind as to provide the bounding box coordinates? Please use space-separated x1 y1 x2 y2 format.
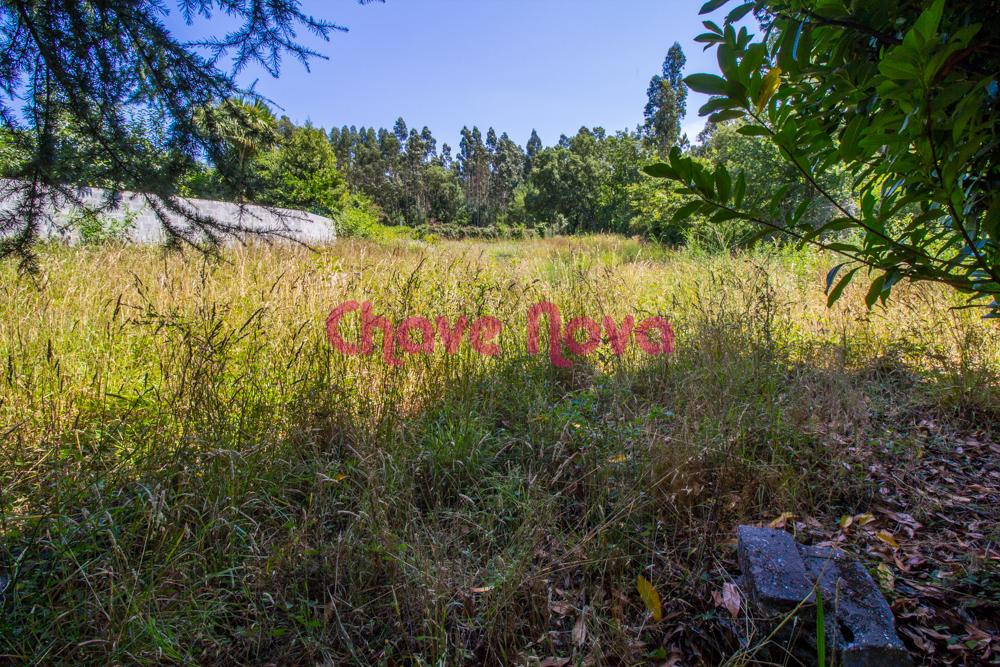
0 0 381 264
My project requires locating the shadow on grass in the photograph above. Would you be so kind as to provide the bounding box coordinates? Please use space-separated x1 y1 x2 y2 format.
8 314 981 665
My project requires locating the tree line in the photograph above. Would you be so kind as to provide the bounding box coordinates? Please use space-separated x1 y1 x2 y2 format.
162 42 700 241
1 40 713 243
0 30 849 251
3 0 993 310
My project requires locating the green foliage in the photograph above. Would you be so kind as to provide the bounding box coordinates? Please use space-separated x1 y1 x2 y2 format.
195 99 279 202
423 164 467 224
0 128 28 176
0 0 375 262
69 209 137 245
626 178 698 244
644 43 689 157
694 119 853 247
261 124 347 216
646 0 1000 314
177 162 225 200
337 193 383 238
525 144 603 233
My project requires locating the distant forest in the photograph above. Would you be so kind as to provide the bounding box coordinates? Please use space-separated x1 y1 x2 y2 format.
176 43 707 242
0 41 845 247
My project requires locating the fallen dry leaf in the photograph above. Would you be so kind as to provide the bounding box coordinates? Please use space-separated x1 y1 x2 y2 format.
637 575 663 621
769 511 795 529
572 611 587 647
876 563 895 591
540 658 570 667
661 645 685 667
855 512 876 526
550 601 573 616
721 582 741 619
876 530 900 549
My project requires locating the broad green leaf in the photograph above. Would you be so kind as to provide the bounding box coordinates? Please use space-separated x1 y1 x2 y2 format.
700 96 739 115
793 23 812 64
717 44 738 78
733 171 746 207
642 163 676 179
715 166 733 203
699 0 731 15
672 200 704 223
912 0 945 42
879 56 919 81
725 2 755 24
709 109 745 123
711 208 741 223
736 125 769 137
777 22 799 71
827 267 860 307
825 263 847 293
702 20 723 35
695 32 725 45
740 44 767 78
685 73 729 96
865 274 887 308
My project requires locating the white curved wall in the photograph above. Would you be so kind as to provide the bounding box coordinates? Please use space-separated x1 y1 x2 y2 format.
1 181 336 245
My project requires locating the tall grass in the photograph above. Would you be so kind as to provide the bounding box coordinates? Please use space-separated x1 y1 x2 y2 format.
1 236 997 664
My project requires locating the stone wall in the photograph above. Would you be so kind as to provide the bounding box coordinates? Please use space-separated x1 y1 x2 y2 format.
0 180 336 245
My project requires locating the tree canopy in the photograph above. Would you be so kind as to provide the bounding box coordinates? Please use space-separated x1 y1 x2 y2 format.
644 0 1000 315
0 0 379 265
644 43 689 157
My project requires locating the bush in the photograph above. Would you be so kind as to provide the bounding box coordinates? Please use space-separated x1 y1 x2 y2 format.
69 208 136 245
337 194 383 238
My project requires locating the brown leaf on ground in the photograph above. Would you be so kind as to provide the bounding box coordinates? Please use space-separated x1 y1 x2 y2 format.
721 582 741 619
572 611 587 647
540 658 570 667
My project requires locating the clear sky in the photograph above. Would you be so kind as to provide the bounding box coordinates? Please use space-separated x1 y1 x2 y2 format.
170 0 731 150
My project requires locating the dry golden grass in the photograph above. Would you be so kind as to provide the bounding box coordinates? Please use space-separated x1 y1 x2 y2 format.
1 236 997 664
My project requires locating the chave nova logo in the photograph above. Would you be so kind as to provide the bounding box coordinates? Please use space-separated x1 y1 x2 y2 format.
326 301 674 367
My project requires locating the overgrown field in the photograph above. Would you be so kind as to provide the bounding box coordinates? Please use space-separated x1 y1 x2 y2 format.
1 236 998 665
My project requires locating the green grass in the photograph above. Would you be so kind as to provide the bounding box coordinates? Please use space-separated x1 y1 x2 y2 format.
1 236 997 664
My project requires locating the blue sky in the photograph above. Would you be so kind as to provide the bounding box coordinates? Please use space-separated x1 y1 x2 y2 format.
170 0 733 149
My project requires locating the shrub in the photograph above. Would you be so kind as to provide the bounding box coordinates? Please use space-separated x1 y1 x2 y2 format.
69 208 136 245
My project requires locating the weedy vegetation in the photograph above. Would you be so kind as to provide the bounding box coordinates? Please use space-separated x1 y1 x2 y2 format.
1 236 997 664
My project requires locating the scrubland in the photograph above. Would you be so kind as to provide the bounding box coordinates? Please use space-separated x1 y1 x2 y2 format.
1 236 997 665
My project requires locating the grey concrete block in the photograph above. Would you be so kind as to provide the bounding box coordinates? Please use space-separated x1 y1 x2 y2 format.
801 545 911 667
737 525 813 615
737 526 913 667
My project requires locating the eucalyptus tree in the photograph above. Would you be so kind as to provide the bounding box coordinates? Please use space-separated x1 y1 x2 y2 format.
525 130 543 178
490 133 525 220
458 127 490 226
644 43 689 157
